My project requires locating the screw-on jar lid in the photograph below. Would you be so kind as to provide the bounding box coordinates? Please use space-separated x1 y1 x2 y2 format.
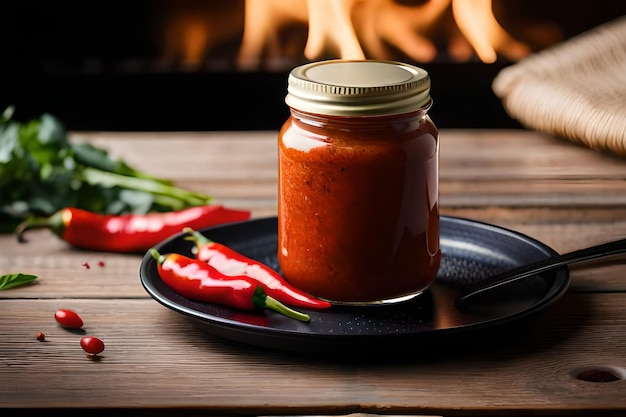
285 59 431 116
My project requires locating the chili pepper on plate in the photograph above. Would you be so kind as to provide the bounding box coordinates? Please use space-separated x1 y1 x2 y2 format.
15 205 250 253
149 249 310 322
183 227 332 309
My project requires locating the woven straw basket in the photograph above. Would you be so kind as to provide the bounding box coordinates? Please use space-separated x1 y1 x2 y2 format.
492 16 626 156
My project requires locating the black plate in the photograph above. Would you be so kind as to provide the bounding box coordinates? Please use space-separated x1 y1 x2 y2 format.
140 216 570 355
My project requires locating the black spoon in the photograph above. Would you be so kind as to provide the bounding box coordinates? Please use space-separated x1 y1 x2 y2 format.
456 237 626 308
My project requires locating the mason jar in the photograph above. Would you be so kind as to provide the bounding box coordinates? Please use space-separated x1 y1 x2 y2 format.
278 59 440 304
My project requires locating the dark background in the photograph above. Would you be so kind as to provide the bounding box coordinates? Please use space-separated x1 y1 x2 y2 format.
2 0 624 131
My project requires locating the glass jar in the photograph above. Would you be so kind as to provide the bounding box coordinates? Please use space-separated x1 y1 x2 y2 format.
278 59 440 304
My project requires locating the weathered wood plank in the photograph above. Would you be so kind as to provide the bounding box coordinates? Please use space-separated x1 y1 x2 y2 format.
0 294 624 414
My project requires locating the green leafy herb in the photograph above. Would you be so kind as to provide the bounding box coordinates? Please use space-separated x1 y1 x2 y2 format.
0 273 38 290
0 106 214 233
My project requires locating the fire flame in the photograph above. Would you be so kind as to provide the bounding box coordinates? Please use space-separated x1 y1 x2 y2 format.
163 0 557 71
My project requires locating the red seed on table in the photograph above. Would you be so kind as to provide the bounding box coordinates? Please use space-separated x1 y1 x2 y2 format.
36 331 45 341
54 309 84 329
80 336 105 356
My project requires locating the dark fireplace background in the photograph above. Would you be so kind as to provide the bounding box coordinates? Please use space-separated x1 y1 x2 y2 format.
2 0 624 131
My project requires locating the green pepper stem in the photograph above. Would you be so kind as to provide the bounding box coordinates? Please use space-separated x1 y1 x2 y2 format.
15 211 64 243
149 248 166 265
183 227 212 246
252 286 311 322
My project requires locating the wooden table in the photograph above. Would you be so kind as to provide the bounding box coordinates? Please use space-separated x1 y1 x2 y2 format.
2 129 626 416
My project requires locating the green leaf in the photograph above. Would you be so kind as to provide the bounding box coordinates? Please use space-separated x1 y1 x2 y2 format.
72 142 130 174
0 273 38 290
1 105 15 123
71 141 172 184
0 122 19 163
38 113 68 147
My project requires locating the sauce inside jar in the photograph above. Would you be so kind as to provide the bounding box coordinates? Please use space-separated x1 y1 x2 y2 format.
278 60 440 304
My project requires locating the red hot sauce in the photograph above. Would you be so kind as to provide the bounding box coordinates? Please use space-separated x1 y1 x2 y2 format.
278 60 440 304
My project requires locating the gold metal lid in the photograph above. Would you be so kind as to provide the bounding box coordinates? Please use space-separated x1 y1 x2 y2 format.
285 59 431 116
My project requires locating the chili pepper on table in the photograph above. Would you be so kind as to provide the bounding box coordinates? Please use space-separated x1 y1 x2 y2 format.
183 227 332 309
15 205 251 253
149 249 310 322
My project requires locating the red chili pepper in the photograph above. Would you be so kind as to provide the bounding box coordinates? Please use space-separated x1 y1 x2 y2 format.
54 308 84 329
149 249 310 322
183 227 332 309
80 336 105 356
15 205 251 253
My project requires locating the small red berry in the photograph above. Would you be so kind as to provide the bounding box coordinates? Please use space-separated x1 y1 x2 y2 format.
36 331 45 341
80 336 105 356
54 309 84 329
98 260 105 267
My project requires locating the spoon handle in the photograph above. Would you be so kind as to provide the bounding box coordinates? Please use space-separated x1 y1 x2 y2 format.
456 237 626 308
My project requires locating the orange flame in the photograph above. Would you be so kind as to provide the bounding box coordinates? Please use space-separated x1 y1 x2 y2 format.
452 0 531 63
162 0 558 71
237 0 531 69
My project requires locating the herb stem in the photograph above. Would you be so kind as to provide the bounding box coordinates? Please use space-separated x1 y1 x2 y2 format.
80 168 214 207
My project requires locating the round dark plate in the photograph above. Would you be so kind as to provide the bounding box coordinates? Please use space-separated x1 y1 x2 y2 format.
140 216 570 355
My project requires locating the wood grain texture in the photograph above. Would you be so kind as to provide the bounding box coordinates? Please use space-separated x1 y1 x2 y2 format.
2 129 626 416
1 295 625 414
